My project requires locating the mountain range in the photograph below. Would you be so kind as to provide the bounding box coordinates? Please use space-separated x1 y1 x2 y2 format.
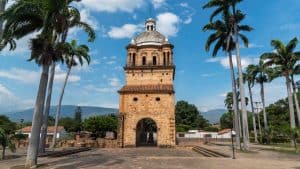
201 109 227 124
1 105 225 124
1 105 118 122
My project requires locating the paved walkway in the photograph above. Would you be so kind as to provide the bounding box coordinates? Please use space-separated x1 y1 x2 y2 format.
1 146 300 169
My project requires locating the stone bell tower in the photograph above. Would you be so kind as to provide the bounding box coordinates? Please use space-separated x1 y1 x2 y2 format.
117 18 176 147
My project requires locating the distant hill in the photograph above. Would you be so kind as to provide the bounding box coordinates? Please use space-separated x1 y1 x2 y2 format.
2 105 118 122
202 109 226 124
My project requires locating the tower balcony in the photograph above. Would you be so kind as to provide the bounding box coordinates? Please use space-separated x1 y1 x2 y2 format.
124 64 175 70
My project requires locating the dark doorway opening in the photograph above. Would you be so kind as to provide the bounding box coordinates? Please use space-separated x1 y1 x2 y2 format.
136 118 157 147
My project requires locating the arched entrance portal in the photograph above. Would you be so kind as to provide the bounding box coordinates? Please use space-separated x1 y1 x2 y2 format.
136 118 157 147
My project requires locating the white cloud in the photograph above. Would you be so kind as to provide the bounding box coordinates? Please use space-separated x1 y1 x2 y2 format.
79 9 99 30
109 77 121 87
84 84 116 93
0 84 34 112
55 65 81 83
0 68 40 84
179 2 195 24
279 23 300 31
180 2 189 8
108 24 143 39
152 0 166 9
0 33 37 57
201 73 217 78
0 66 81 84
157 12 180 37
80 0 144 13
206 55 259 69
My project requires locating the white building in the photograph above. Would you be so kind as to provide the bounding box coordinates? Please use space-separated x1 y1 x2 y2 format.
177 129 235 139
18 126 67 139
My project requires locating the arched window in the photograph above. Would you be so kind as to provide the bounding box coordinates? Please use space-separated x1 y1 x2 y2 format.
132 53 136 66
142 56 146 65
151 25 153 31
153 56 157 65
147 26 150 31
163 52 166 66
167 52 170 65
129 53 132 65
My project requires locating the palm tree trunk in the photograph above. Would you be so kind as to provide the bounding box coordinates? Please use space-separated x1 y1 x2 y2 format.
234 23 249 150
51 66 72 148
286 75 296 129
260 82 268 130
228 52 241 148
2 145 5 160
39 62 56 153
257 111 262 142
291 75 300 125
248 83 258 143
25 64 50 168
0 0 6 38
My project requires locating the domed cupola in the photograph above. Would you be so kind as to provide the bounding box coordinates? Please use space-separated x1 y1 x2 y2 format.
134 18 170 46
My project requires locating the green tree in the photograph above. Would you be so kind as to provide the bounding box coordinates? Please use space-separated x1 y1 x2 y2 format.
83 114 118 138
261 38 300 133
0 115 16 160
58 117 77 133
74 106 82 132
175 101 209 132
52 40 90 148
220 112 233 129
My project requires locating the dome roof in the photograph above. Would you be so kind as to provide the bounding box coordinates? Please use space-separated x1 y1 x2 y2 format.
134 31 169 46
130 18 170 46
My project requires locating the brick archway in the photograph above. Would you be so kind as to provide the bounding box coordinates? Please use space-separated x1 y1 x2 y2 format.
136 118 158 147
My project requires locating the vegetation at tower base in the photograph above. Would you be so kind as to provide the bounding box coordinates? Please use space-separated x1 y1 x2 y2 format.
54 106 83 133
83 114 118 138
175 101 210 132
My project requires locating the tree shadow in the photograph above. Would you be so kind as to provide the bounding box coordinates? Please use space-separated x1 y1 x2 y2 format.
39 151 125 169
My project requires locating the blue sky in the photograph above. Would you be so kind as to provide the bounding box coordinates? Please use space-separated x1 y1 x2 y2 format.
0 0 300 113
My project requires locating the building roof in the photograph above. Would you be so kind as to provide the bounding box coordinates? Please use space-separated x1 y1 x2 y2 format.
19 126 65 133
218 128 232 135
130 18 170 46
134 31 169 46
118 85 174 94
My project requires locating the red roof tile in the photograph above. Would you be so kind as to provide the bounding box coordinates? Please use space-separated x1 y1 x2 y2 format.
118 85 174 94
19 126 65 133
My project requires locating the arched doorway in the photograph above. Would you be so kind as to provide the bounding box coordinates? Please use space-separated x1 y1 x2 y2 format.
136 118 157 147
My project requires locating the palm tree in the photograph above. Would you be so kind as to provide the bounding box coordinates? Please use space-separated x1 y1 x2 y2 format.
261 37 300 132
244 69 258 143
203 0 253 150
0 0 94 168
247 62 271 131
290 67 300 125
203 18 241 148
39 3 95 153
51 39 90 148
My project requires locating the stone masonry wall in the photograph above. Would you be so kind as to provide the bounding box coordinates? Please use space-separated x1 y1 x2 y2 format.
119 93 176 147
